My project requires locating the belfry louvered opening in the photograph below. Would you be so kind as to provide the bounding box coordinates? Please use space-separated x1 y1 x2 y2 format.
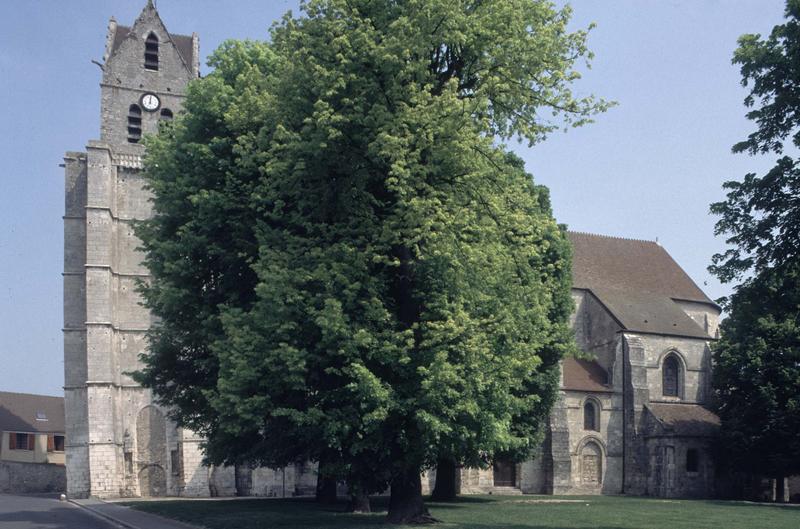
145 32 159 71
128 104 142 143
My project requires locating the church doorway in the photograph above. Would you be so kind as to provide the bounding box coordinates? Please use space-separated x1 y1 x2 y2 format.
493 460 517 487
138 465 166 497
581 441 602 486
136 406 168 496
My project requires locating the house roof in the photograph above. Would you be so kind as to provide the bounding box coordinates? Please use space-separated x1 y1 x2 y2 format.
646 403 721 437
111 25 195 71
0 392 65 434
568 232 717 338
562 358 613 393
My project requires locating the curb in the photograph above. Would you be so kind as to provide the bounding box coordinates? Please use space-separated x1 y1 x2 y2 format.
68 499 129 529
68 498 202 529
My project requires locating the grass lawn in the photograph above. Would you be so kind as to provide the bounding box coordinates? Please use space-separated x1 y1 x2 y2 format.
122 494 800 529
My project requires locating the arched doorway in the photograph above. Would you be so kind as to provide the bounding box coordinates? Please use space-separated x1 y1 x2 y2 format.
136 406 167 496
581 441 602 486
138 464 166 497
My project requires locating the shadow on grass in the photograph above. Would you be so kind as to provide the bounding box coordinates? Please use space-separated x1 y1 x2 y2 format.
704 499 800 510
128 495 800 529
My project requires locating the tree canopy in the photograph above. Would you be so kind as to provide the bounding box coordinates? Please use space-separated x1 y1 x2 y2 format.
710 0 800 285
710 0 800 493
135 0 608 521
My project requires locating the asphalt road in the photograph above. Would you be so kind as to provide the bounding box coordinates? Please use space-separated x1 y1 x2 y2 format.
0 494 117 529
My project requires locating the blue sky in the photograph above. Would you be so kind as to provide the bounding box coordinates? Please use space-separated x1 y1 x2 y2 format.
0 1 786 396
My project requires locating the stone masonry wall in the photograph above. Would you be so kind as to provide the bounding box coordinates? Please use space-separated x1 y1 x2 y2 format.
63 152 90 498
0 462 66 494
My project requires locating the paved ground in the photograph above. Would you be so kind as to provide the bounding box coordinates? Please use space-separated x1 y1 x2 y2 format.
0 493 117 529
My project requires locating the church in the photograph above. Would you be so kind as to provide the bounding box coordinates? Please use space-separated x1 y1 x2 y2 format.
62 2 721 499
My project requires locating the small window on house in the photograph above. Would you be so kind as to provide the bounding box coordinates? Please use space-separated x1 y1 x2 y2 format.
128 104 142 143
145 32 159 71
35 411 48 421
10 433 34 451
583 401 598 431
663 355 680 397
54 435 65 452
160 108 173 121
686 449 699 472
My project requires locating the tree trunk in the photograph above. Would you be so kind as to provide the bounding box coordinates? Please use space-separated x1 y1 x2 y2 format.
348 490 371 513
387 467 437 524
316 473 338 505
431 458 458 501
776 476 787 503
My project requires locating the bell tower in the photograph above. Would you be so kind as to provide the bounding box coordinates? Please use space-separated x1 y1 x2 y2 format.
62 1 202 498
98 0 199 148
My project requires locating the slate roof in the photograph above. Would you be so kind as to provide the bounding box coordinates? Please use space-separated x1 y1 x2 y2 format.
562 358 613 393
646 403 721 437
0 392 65 434
111 25 195 70
568 232 717 338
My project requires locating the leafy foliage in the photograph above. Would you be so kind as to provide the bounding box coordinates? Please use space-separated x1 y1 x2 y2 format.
710 0 800 484
710 0 800 284
136 0 607 519
713 268 800 479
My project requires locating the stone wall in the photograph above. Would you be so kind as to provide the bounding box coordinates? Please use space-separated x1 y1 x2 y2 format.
0 462 66 494
561 390 623 494
571 290 622 376
644 437 714 498
634 333 713 405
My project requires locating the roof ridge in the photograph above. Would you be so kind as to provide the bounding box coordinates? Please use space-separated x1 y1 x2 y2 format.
0 390 63 400
567 230 657 244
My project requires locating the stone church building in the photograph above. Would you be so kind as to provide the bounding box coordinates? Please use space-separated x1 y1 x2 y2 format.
62 2 721 499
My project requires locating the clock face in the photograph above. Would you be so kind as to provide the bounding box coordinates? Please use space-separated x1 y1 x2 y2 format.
141 93 160 112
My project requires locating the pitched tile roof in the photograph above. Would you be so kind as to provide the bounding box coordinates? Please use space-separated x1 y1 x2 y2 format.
0 391 65 434
646 403 721 437
568 232 717 338
590 287 711 339
562 358 613 393
569 232 712 303
111 25 195 71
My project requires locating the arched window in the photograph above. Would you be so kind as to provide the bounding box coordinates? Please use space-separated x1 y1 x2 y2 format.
583 400 598 431
127 104 142 143
663 355 680 397
145 32 159 71
160 108 173 121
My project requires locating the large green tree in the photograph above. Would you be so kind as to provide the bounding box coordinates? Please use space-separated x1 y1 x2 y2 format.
136 0 607 522
710 0 800 499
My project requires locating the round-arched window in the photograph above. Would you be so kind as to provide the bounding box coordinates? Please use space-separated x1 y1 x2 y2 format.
583 400 598 431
